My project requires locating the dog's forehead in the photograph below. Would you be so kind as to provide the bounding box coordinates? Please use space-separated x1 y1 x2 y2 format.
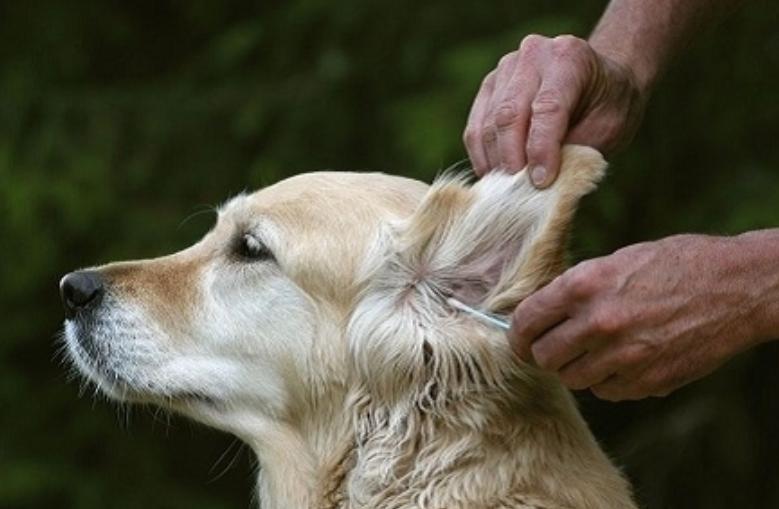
219 171 428 229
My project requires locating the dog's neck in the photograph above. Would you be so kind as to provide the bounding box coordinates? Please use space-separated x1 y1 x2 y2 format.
236 366 633 509
250 406 353 509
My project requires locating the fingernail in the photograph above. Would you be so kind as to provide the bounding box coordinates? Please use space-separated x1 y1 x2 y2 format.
530 165 547 187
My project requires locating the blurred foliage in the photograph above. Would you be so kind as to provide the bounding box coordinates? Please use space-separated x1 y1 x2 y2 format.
1 1 778 508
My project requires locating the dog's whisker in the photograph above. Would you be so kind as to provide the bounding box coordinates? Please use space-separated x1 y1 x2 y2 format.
177 205 218 231
208 438 244 483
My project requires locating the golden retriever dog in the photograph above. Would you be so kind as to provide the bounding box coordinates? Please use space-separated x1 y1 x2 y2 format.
60 145 637 508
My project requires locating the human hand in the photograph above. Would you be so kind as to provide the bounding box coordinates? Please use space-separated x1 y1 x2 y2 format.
463 34 648 187
507 234 775 401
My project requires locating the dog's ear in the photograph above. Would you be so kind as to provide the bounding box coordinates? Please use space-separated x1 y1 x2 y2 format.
399 145 606 314
347 145 605 402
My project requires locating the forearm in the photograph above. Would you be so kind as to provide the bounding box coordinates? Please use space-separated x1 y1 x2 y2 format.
589 0 739 93
734 229 779 344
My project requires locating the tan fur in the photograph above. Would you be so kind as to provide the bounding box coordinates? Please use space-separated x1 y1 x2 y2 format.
488 147 606 313
336 148 635 509
99 255 204 336
68 145 637 509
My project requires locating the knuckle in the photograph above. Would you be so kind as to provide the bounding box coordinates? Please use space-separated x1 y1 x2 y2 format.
531 90 564 117
497 52 516 69
462 127 480 147
480 71 497 89
634 338 660 361
525 133 551 162
563 264 598 298
552 34 587 57
518 34 546 55
588 308 621 336
494 101 522 129
622 345 647 368
595 257 617 279
524 140 550 165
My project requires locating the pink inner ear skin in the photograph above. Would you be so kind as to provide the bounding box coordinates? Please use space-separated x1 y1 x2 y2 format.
448 251 510 306
453 236 516 306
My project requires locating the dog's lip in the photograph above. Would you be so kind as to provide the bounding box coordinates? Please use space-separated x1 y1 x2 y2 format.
164 391 221 407
111 388 221 408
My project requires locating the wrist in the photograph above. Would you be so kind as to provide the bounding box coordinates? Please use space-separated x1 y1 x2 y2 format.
586 0 686 100
588 38 658 97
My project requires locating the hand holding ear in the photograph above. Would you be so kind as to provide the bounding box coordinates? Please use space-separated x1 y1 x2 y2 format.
463 34 647 188
507 233 779 401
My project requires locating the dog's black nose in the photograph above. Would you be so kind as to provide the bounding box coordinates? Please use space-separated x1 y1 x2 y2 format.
60 271 103 318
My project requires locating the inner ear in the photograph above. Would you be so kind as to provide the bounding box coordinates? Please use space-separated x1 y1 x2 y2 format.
399 145 607 313
447 249 508 304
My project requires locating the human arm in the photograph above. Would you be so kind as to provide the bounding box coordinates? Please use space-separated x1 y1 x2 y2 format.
463 0 737 186
507 231 779 401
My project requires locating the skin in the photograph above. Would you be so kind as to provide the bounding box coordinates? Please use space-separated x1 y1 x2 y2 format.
464 0 779 401
464 0 732 185
508 232 779 401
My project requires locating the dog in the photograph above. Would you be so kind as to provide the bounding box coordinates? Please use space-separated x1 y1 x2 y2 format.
60 145 637 509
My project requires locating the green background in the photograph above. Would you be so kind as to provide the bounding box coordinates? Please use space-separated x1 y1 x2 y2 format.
2 1 778 508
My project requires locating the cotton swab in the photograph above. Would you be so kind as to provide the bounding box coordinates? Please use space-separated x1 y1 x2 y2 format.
446 298 511 331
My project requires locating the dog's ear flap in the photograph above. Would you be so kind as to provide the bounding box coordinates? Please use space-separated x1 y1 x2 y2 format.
399 145 606 314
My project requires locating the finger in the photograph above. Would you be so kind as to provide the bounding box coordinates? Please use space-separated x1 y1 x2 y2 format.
525 75 579 188
525 48 587 188
507 276 570 362
492 59 540 173
464 71 496 176
529 315 595 372
590 374 645 402
482 54 518 172
557 343 624 390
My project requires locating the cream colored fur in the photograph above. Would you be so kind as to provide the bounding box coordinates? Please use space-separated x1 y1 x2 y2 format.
62 145 637 509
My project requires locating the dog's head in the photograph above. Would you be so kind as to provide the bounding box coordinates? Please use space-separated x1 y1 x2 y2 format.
60 146 605 440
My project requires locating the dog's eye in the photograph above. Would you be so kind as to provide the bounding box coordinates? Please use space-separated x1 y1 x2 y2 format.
236 234 273 262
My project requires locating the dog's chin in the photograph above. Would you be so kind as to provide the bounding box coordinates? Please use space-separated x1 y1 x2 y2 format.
62 319 221 411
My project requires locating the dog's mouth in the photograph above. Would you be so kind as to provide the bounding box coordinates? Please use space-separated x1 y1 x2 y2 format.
113 385 221 409
68 318 102 365
165 391 221 408
63 315 221 410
